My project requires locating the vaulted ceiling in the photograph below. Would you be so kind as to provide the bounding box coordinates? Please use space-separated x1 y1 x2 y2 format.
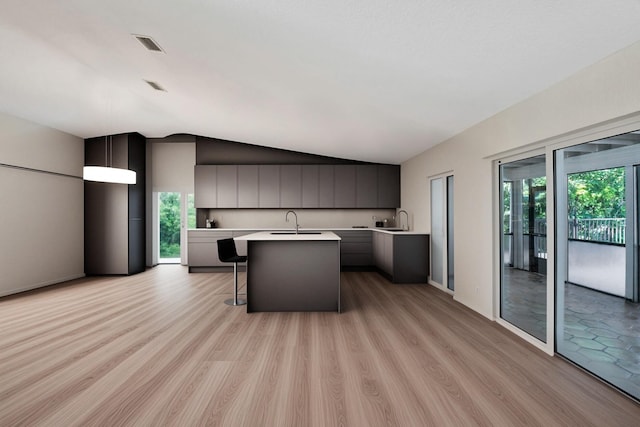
2 1 640 163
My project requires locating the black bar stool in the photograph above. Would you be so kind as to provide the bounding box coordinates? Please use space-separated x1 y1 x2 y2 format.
217 238 247 306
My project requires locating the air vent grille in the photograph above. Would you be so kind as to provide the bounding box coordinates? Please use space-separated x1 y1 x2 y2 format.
145 80 167 92
134 35 164 52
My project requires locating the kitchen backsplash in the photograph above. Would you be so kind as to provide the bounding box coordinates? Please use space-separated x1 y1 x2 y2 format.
200 208 399 229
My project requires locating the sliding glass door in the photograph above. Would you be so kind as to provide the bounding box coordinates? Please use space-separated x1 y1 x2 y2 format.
499 155 547 342
555 131 640 400
430 174 454 290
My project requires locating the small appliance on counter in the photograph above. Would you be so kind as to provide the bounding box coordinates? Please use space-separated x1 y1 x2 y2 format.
205 218 217 228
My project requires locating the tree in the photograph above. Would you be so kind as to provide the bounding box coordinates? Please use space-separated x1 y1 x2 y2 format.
159 192 181 258
568 167 625 219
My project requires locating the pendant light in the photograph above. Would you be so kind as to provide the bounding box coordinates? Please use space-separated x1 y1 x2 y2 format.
83 135 136 184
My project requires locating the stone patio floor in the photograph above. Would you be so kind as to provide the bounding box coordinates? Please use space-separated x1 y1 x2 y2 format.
502 267 640 399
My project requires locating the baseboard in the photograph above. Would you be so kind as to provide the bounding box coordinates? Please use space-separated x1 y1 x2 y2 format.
0 273 86 298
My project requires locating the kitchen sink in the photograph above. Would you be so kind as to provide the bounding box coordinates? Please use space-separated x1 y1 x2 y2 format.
270 231 322 235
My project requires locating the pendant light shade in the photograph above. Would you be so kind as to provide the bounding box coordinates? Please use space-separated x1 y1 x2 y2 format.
83 166 136 184
84 135 137 184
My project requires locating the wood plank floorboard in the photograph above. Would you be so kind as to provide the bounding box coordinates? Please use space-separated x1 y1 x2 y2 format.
0 265 638 426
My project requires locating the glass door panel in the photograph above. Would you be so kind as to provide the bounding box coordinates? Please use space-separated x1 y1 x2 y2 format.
447 175 454 291
500 154 547 342
556 132 640 400
430 178 444 285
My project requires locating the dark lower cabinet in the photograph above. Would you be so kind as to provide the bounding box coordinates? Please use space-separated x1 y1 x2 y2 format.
334 230 373 268
85 133 146 275
373 232 429 283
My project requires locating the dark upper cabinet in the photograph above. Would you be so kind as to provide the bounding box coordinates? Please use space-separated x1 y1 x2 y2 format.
259 165 280 208
301 165 320 208
194 165 217 208
194 163 399 209
280 165 302 208
318 165 335 208
334 165 356 208
216 165 238 208
377 165 400 208
238 165 259 208
356 165 378 208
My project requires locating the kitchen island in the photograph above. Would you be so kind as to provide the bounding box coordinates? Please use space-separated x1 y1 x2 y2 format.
234 231 341 312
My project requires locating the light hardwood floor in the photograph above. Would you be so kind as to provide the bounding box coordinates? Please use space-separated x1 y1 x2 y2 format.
1 266 638 426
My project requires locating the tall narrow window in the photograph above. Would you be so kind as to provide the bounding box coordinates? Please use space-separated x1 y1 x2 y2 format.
159 192 181 263
500 155 547 342
430 177 444 286
430 174 454 290
446 175 455 291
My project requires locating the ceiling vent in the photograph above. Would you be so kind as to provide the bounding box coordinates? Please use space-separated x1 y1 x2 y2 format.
134 35 164 53
145 80 167 92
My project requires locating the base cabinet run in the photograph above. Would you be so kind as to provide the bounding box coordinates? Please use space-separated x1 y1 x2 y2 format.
334 230 372 268
373 233 429 283
187 229 429 283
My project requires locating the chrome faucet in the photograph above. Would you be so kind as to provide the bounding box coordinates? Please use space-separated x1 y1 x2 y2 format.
285 210 299 234
398 209 409 231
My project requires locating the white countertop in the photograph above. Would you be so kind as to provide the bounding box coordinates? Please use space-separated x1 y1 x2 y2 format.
234 231 341 241
372 229 427 235
189 228 428 236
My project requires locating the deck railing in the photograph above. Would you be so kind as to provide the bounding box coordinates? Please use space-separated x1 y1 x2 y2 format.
569 218 625 245
505 217 626 264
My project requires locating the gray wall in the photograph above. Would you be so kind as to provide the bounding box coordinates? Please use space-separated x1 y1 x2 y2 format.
0 112 84 296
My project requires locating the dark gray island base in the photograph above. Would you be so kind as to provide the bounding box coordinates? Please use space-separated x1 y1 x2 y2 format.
235 232 341 312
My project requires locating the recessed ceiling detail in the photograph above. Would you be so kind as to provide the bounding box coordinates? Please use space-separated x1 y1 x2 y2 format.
145 80 166 92
133 34 164 53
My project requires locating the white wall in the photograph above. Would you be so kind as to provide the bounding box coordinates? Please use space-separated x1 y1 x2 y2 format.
0 112 84 296
151 142 196 193
401 40 640 319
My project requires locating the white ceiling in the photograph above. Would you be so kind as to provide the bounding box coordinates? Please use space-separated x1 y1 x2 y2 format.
1 1 640 164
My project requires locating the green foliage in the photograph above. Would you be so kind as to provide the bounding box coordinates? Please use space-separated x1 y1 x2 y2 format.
160 242 180 258
568 168 625 219
187 194 196 229
523 177 546 217
159 192 181 258
502 182 512 232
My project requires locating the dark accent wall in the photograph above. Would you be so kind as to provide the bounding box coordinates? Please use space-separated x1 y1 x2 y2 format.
196 136 381 166
85 132 146 275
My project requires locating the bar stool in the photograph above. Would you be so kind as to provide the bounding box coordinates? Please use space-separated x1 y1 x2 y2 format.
217 238 247 306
